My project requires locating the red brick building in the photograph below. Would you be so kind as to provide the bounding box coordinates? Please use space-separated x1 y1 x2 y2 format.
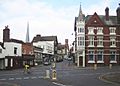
85 5 120 66
22 43 35 66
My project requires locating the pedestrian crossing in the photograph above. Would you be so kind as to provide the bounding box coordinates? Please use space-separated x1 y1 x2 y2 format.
0 76 44 81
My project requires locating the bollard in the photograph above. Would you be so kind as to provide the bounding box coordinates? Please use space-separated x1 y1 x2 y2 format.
94 64 97 70
52 69 57 80
109 64 112 69
52 62 56 69
45 70 50 78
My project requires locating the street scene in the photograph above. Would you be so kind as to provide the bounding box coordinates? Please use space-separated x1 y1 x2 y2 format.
0 0 120 86
0 60 120 86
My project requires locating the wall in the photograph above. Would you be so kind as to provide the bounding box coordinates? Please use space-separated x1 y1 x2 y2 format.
33 41 54 55
4 42 22 56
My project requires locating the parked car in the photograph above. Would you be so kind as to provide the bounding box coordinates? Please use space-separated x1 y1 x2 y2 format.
43 58 51 65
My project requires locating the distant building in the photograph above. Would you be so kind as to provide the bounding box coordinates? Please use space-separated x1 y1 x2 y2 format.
32 34 58 63
22 43 35 66
74 4 120 67
57 39 69 62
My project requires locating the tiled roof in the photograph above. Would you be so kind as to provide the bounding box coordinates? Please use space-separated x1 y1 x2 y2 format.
75 13 118 26
8 38 24 44
85 15 117 25
32 35 58 44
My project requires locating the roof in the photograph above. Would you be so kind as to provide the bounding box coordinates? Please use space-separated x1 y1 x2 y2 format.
85 14 117 26
32 35 58 44
75 10 118 26
7 38 24 44
57 44 65 50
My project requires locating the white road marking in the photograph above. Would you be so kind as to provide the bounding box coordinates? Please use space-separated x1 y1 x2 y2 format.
0 78 6 80
0 76 44 81
52 82 70 86
9 78 14 80
31 76 37 79
16 77 22 80
38 76 43 78
23 77 29 80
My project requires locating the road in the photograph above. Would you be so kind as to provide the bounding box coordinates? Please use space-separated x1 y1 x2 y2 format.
0 60 120 86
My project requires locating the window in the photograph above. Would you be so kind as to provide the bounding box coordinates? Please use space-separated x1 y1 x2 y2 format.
78 28 84 33
88 51 94 61
89 36 94 46
97 51 103 61
14 47 17 55
88 27 94 34
0 49 2 53
109 27 116 34
97 27 103 34
110 37 116 46
97 36 103 46
110 51 116 61
78 37 84 46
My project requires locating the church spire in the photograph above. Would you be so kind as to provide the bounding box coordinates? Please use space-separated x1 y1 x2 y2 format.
26 22 30 43
78 3 84 21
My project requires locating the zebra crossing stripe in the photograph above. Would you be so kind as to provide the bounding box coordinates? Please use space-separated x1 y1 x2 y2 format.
38 76 43 78
31 76 37 79
16 77 22 80
0 78 6 80
23 77 29 80
9 78 14 80
0 76 44 81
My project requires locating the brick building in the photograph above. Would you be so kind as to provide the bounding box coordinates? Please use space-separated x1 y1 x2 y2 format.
74 4 120 67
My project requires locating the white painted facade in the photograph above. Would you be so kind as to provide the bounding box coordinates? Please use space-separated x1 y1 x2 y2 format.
4 42 22 68
4 42 22 56
76 20 85 67
0 46 5 59
0 45 5 69
75 4 86 67
33 41 54 55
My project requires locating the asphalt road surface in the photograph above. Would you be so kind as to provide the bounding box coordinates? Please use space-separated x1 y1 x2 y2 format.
0 60 120 86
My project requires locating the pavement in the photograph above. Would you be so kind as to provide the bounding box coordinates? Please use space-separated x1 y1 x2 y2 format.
100 72 120 85
0 61 120 86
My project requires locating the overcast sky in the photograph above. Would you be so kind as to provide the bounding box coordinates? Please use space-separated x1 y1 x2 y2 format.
0 0 119 45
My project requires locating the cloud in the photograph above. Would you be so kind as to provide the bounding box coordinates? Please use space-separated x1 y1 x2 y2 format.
84 0 116 15
0 0 76 44
0 0 118 44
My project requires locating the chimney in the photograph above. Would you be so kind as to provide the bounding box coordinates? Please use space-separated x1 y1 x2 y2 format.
116 3 120 24
105 7 109 21
36 34 41 37
3 25 10 42
65 39 68 45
